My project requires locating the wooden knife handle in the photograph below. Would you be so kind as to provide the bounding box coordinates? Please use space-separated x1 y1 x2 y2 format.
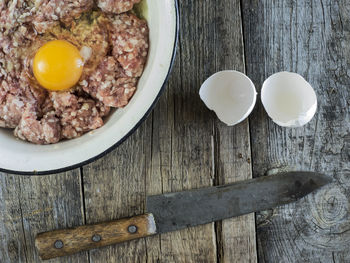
35 213 157 260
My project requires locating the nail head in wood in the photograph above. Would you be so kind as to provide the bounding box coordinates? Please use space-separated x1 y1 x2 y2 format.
128 225 137 234
54 240 64 249
92 234 101 242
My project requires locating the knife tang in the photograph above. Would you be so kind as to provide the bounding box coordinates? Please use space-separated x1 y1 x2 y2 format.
35 214 157 260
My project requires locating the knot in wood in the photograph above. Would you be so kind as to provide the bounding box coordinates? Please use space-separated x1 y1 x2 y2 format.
296 184 350 250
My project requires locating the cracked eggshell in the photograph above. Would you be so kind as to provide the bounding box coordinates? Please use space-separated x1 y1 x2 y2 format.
261 72 317 127
199 70 257 126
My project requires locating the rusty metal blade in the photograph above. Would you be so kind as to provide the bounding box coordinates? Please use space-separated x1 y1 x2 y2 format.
146 171 332 234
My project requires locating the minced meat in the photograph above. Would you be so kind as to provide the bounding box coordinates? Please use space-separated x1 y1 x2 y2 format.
0 1 149 144
97 0 141 14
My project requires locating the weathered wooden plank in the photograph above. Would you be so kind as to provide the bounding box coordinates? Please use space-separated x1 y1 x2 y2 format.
18 171 89 263
147 51 217 262
242 0 350 262
82 121 152 263
142 1 257 263
213 1 257 263
0 174 27 263
143 0 231 261
0 171 87 263
146 0 257 261
143 60 172 262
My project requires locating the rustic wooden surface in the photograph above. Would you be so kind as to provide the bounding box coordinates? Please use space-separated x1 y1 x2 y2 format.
0 0 349 262
243 0 350 262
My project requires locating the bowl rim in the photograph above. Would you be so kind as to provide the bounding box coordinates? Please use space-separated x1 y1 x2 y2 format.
1 0 179 176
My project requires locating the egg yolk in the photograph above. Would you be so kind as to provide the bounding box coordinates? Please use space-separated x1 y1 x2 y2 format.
33 40 83 91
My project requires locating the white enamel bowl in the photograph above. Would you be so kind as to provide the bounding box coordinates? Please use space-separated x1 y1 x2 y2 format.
0 0 179 175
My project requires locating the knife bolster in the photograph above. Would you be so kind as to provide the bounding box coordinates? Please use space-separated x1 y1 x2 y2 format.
35 213 157 260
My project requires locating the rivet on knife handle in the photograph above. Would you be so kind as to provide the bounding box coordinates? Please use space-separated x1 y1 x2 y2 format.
35 213 157 260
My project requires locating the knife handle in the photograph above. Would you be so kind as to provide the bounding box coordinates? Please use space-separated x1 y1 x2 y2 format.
35 213 157 260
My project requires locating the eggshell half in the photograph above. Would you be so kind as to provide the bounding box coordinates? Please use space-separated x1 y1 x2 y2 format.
199 70 257 126
261 72 317 127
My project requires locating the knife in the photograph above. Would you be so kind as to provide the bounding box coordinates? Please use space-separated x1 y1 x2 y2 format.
35 171 331 260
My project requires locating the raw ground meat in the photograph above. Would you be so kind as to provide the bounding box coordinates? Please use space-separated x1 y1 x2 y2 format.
97 0 141 14
0 73 47 128
0 4 149 144
0 1 36 34
50 92 104 139
109 13 149 77
81 13 148 108
95 101 111 118
0 93 26 128
32 0 94 33
15 108 61 144
0 24 38 76
70 13 110 76
81 56 137 107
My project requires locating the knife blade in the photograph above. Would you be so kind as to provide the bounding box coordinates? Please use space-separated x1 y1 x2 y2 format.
35 171 331 260
147 171 331 233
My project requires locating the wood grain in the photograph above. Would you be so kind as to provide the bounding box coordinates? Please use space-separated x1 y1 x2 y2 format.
145 0 217 261
242 0 350 262
18 171 89 263
0 171 88 263
212 1 257 263
82 122 153 263
35 214 157 260
0 174 27 263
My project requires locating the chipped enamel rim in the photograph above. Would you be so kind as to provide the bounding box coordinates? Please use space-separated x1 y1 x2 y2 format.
0 0 179 175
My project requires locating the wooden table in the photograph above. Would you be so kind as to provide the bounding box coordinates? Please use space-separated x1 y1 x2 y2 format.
1 1 349 262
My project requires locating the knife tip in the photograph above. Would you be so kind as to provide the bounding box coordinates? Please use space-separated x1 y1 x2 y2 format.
315 172 333 187
289 171 333 191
